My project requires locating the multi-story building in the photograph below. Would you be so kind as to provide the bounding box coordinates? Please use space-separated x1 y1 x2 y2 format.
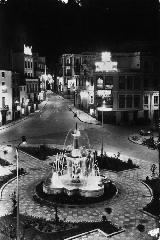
0 70 22 125
61 54 82 98
141 51 159 125
12 45 40 113
26 78 39 112
75 51 144 124
13 45 34 78
33 53 46 78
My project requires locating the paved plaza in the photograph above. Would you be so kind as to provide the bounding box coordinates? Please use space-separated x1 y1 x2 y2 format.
0 146 157 240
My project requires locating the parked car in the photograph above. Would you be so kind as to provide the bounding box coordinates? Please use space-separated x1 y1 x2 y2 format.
138 129 153 136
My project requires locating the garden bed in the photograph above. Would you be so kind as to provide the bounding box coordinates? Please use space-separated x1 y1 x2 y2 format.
20 214 120 238
20 145 139 171
0 168 26 190
96 154 138 171
0 157 11 166
143 178 160 217
20 145 69 160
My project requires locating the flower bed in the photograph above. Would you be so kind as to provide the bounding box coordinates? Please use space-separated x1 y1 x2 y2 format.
20 214 120 238
0 168 26 189
143 177 160 217
20 145 70 160
96 154 138 171
0 157 11 166
21 146 139 171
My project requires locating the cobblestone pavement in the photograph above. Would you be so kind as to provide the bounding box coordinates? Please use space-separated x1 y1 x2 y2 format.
0 147 157 239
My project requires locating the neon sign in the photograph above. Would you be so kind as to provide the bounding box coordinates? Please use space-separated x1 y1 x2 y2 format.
24 45 32 56
95 52 117 72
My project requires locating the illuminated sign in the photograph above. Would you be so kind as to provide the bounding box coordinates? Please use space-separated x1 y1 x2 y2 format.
97 78 103 89
95 52 117 72
68 79 76 89
97 90 111 98
24 44 32 56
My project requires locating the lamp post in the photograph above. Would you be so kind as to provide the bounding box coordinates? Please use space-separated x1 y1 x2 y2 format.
158 84 160 178
16 136 26 240
97 100 107 156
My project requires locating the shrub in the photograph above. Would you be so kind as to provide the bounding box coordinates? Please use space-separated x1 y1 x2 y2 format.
0 157 11 166
96 154 138 172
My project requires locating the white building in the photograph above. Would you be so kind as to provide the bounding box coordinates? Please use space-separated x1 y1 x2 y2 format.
143 91 159 124
0 70 13 125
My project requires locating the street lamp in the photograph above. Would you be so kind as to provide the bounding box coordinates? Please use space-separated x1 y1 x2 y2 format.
16 136 27 240
97 100 108 156
158 84 160 178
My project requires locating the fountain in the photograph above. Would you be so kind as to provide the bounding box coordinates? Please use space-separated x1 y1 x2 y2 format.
43 123 109 198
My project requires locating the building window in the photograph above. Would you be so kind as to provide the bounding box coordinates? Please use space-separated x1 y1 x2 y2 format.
105 76 113 85
90 96 94 104
2 97 5 108
134 95 140 108
144 77 149 89
119 76 125 90
119 95 125 108
144 110 149 119
133 76 140 90
66 58 70 64
2 82 5 86
28 61 30 68
154 96 158 105
25 61 27 68
144 61 149 72
1 72 5 78
126 95 132 108
144 95 148 105
31 61 33 68
126 76 133 90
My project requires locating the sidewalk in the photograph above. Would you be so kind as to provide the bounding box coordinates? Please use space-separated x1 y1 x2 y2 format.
69 104 100 125
0 100 48 132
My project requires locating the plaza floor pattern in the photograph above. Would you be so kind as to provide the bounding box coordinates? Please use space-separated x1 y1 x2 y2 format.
0 148 157 240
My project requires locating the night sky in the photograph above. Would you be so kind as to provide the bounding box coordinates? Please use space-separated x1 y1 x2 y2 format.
0 0 159 70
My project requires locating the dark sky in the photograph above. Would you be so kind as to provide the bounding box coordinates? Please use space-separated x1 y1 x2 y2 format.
0 0 159 70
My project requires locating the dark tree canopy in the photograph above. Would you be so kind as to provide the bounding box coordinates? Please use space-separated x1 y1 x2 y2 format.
0 0 159 70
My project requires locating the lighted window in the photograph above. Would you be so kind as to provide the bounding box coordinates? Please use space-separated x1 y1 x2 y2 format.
144 95 148 105
119 76 125 90
126 95 132 108
154 96 158 105
1 72 5 78
134 95 140 108
119 95 125 108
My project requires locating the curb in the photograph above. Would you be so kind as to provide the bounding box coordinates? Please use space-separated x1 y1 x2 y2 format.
70 107 100 125
0 100 48 132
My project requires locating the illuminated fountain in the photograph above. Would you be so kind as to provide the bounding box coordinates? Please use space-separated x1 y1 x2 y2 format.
43 123 109 198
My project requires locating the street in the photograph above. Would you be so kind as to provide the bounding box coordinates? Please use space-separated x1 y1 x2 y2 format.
0 92 158 164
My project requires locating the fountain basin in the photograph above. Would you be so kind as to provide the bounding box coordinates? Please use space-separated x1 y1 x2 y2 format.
43 173 106 198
